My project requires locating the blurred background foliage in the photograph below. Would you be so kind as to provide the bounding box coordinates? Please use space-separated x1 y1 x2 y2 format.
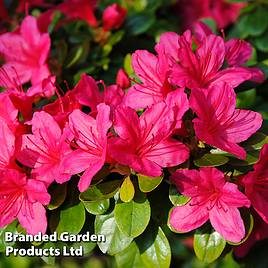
1 0 268 267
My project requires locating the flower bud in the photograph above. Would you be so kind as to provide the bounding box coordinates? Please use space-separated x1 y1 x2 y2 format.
102 3 127 31
116 68 130 89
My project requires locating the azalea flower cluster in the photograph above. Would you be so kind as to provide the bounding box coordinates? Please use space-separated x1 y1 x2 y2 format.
0 13 267 253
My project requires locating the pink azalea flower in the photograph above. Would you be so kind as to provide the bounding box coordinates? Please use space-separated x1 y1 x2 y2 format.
0 120 16 170
169 167 250 243
102 3 127 31
0 93 19 132
74 73 124 116
62 104 112 192
27 75 56 99
193 22 253 67
108 101 189 177
43 88 81 129
0 16 51 87
241 144 268 223
170 29 264 89
123 44 184 110
0 168 50 235
189 82 262 159
175 0 245 30
17 111 73 185
225 39 253 67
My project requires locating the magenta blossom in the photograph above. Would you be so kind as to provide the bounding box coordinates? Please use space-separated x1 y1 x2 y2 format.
242 144 268 223
108 101 189 177
123 45 176 110
62 104 112 192
169 29 264 89
0 120 16 170
74 74 124 116
17 111 73 185
0 169 50 235
190 82 262 159
0 93 18 132
169 167 250 243
0 16 51 87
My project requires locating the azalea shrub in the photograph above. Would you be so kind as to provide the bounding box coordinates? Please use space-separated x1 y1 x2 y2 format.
1 1 268 268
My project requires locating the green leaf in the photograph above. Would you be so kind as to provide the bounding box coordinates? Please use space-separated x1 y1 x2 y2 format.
229 150 260 166
238 7 268 37
136 225 171 268
0 221 17 252
56 202 85 235
126 13 155 35
236 89 256 109
114 191 151 238
241 132 268 151
47 183 67 210
115 242 145 268
124 54 133 75
120 176 135 202
169 184 190 206
194 153 229 167
254 30 268 52
41 242 56 265
65 45 84 68
95 210 133 255
48 11 62 34
72 240 96 255
137 174 163 193
194 231 226 263
79 180 121 201
83 199 110 215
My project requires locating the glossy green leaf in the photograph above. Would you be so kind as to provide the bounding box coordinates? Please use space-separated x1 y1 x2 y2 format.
0 221 17 252
115 242 145 268
72 241 96 255
236 89 256 109
194 231 226 263
114 191 151 238
238 7 268 37
124 54 133 75
120 176 135 202
126 13 155 35
136 225 171 268
229 150 260 166
254 30 268 52
169 184 190 206
95 211 133 255
194 154 229 167
137 174 163 193
79 180 121 201
241 132 268 151
41 242 56 265
56 202 85 235
47 183 67 210
83 199 110 215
